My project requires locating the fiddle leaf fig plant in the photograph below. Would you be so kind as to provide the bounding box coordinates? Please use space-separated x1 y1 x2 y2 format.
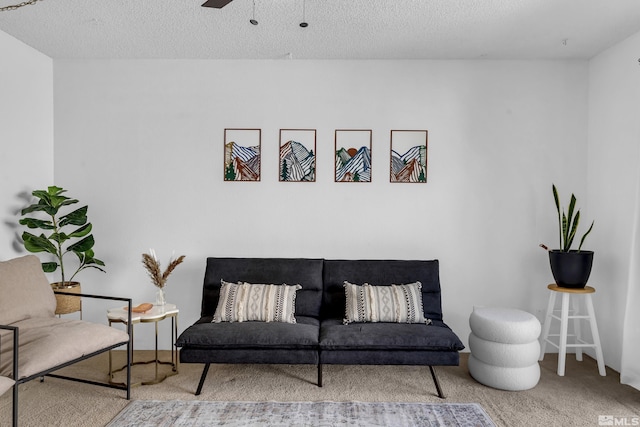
19 186 105 283
553 184 594 252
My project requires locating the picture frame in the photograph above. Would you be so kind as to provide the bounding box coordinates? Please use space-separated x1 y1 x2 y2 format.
279 129 317 182
223 128 261 181
334 129 372 182
390 130 428 183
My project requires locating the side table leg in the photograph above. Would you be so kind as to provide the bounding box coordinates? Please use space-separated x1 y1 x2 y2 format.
108 320 113 378
558 293 570 376
173 315 179 373
539 291 556 360
585 294 606 376
155 320 159 381
573 295 583 362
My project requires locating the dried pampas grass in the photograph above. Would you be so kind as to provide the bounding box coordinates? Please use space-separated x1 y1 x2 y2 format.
142 252 185 289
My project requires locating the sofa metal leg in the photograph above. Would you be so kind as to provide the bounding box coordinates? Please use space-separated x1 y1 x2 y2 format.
429 366 445 399
317 364 323 387
195 363 211 396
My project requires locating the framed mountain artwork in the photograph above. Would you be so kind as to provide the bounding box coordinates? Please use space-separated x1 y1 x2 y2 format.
390 130 428 183
224 128 261 182
334 129 372 183
279 129 317 182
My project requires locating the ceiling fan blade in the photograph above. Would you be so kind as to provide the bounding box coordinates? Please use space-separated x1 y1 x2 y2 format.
201 0 233 8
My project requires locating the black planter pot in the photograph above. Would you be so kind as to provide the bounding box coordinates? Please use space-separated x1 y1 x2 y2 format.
548 250 594 288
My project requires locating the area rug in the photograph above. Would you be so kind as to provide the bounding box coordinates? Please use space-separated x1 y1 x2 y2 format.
106 400 496 426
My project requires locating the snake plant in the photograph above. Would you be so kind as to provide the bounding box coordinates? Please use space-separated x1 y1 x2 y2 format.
553 184 594 252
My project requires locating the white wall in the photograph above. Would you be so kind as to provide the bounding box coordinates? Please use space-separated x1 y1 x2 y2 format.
0 30 53 260
587 30 640 373
53 59 589 350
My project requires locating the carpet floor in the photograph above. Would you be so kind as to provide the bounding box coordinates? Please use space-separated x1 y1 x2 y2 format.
106 400 496 426
1 351 639 426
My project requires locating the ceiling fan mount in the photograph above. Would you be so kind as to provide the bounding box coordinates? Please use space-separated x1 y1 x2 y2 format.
201 0 234 8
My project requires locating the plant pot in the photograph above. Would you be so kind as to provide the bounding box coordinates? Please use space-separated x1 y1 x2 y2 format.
51 281 82 315
548 250 594 289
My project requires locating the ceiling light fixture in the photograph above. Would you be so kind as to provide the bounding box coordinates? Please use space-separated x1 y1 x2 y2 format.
0 0 42 12
201 0 233 8
249 0 258 25
299 0 308 28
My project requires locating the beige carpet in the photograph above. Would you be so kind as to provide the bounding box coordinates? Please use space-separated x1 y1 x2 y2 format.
1 351 639 427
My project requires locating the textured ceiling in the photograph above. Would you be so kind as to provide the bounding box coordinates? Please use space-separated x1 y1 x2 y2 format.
1 0 640 60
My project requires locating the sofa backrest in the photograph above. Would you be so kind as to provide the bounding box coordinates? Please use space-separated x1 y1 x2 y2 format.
201 257 324 319
0 255 56 325
322 259 443 321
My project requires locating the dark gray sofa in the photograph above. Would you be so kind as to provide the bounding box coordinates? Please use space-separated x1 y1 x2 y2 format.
176 258 464 398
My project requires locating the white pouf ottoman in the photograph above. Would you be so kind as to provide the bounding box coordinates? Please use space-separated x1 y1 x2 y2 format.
468 307 541 391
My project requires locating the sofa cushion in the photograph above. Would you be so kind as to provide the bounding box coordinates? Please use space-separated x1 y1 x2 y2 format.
323 260 444 321
177 316 319 350
343 281 428 324
0 317 129 379
0 255 56 325
213 281 302 323
201 258 324 319
320 319 465 351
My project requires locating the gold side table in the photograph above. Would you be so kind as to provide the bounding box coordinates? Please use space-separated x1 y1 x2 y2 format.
107 303 179 386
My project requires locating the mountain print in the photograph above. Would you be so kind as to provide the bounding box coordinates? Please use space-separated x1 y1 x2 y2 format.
390 145 427 182
224 141 260 181
335 146 372 182
280 140 316 182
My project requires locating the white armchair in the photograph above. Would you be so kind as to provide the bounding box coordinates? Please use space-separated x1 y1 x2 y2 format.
0 255 132 427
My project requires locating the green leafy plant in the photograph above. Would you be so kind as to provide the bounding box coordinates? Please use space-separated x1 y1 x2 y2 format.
552 184 594 252
19 186 105 283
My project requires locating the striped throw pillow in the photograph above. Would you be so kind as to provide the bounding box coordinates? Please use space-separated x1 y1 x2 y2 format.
213 280 302 324
343 281 429 325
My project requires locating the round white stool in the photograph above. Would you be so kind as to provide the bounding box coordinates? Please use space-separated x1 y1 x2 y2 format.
468 307 541 391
